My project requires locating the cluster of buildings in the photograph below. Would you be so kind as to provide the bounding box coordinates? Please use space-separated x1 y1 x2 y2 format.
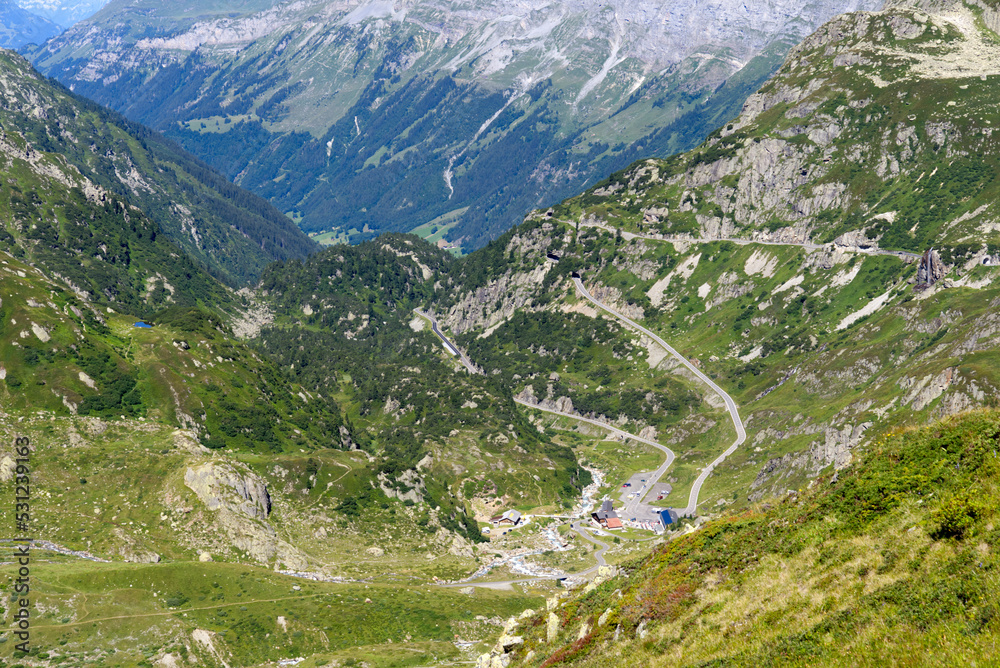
592 500 678 533
591 500 622 530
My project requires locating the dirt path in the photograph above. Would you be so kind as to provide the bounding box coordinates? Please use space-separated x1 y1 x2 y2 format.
32 592 330 630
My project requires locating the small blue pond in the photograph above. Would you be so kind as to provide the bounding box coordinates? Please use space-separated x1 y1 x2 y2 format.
133 321 153 329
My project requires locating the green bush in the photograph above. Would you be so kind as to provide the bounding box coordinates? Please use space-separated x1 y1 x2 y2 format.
932 492 982 539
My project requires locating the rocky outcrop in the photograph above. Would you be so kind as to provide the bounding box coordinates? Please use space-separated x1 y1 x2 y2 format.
477 616 524 668
184 462 271 520
547 612 561 643
0 456 14 482
516 385 575 415
183 460 306 569
587 285 645 321
378 469 425 504
750 422 871 501
916 249 947 289
582 564 618 594
899 367 955 411
443 225 565 335
115 528 161 564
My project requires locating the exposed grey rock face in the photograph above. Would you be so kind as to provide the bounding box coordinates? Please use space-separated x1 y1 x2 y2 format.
749 421 871 501
184 462 271 521
443 224 565 334
378 469 426 504
916 249 947 288
182 460 306 569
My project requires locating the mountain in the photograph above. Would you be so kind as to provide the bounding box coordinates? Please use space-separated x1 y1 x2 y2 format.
431 0 1000 663
0 0 60 47
435 0 1000 519
0 50 316 285
7 0 1000 665
0 47 346 453
0 46 591 667
15 0 108 27
26 0 881 250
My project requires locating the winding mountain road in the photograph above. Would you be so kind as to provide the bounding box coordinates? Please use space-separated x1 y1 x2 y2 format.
577 220 922 260
572 277 746 516
420 274 748 586
420 283 746 519
414 308 481 375
513 398 676 521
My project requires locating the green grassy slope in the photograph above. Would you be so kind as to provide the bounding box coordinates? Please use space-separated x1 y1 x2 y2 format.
0 250 346 452
516 408 1000 667
0 559 540 667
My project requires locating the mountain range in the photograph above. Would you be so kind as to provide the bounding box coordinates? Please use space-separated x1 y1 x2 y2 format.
15 0 107 27
2 0 1000 666
0 0 60 48
26 0 880 249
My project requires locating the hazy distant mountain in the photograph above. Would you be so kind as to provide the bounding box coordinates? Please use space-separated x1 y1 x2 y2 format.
16 0 107 27
0 0 60 47
28 0 881 249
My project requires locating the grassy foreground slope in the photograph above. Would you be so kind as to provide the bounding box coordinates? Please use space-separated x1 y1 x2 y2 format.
0 559 540 667
518 408 1000 667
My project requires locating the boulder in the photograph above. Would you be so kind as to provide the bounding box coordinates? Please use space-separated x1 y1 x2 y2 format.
546 612 560 643
0 456 15 482
184 461 271 520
